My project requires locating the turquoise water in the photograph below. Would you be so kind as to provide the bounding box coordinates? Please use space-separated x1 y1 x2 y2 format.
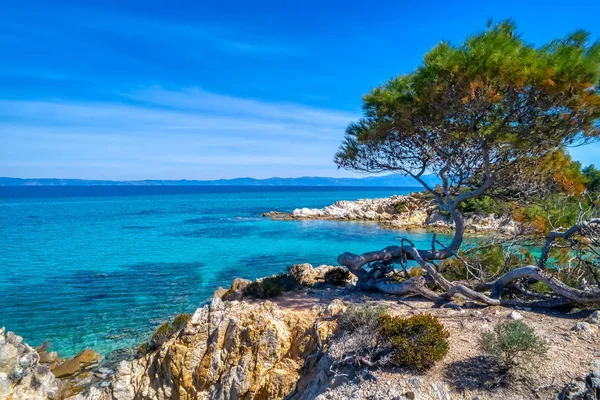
0 186 450 357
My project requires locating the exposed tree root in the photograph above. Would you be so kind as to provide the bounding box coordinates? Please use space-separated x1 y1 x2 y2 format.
338 218 600 308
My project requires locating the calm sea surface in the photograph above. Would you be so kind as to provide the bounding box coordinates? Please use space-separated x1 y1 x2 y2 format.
0 186 449 357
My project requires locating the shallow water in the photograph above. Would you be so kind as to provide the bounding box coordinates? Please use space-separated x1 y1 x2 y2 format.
0 186 451 357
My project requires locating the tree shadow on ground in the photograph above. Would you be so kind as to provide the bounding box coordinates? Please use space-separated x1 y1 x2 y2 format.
444 356 509 392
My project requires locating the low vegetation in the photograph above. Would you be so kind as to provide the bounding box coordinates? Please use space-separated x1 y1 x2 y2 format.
377 313 450 371
480 320 548 370
331 305 449 372
324 267 351 286
243 273 300 299
149 313 192 350
337 303 388 333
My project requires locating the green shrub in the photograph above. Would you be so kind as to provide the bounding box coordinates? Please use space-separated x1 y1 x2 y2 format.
324 267 351 286
440 244 535 282
150 322 173 348
243 273 300 299
172 313 191 330
377 313 449 371
394 200 409 213
338 304 388 333
458 195 504 215
136 342 149 358
480 320 547 369
149 313 193 349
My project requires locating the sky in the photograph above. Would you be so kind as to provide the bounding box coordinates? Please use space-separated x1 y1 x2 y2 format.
1 0 600 180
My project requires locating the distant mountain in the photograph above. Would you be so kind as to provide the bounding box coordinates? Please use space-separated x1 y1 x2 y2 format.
0 175 439 187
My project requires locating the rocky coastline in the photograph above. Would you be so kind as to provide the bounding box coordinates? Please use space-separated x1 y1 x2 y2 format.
262 193 520 236
2 264 600 400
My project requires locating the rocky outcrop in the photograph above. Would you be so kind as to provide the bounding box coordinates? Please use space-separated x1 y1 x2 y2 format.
0 327 61 400
94 299 337 400
560 360 600 399
287 264 338 287
263 194 519 235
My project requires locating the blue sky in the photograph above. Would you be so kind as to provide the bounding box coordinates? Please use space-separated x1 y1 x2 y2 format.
1 0 599 180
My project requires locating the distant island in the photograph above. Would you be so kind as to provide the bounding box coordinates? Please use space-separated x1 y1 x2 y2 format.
0 174 438 187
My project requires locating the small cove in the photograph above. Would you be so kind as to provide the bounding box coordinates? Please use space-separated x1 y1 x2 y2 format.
0 186 454 357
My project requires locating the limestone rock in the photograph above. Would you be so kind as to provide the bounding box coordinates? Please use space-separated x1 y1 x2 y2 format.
560 360 600 400
264 194 520 235
560 380 588 400
221 278 252 301
572 321 598 338
508 311 524 321
289 263 336 287
587 310 600 325
53 357 81 378
76 349 101 365
212 286 228 299
95 299 337 400
0 327 61 399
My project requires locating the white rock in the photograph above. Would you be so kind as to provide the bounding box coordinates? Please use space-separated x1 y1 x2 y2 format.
508 311 524 320
0 328 60 400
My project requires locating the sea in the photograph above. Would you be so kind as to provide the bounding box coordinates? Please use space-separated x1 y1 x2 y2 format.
0 186 449 358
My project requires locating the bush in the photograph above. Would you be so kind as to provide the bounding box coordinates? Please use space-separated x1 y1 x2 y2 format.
149 313 193 349
480 320 547 369
172 313 191 330
394 200 409 213
377 313 449 371
458 195 504 215
440 244 535 283
338 304 388 334
136 341 149 358
150 322 173 348
243 273 300 299
324 267 351 286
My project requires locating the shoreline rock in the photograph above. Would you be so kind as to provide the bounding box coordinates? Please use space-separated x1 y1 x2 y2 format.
0 328 60 400
263 193 520 235
3 287 600 399
99 298 339 400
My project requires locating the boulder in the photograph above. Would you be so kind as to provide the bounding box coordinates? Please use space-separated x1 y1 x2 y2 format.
53 357 81 378
572 322 598 338
76 349 101 364
560 361 600 400
288 263 335 287
221 278 252 301
212 286 228 299
96 298 339 400
508 311 524 320
587 310 600 325
0 327 61 399
560 380 587 400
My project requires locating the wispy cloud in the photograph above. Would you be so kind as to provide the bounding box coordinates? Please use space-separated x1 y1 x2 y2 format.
0 88 357 179
74 10 298 57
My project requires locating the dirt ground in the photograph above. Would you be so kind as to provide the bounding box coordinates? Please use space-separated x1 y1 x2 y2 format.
272 287 600 399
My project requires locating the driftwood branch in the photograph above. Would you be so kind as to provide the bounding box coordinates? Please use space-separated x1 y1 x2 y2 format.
338 213 600 308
